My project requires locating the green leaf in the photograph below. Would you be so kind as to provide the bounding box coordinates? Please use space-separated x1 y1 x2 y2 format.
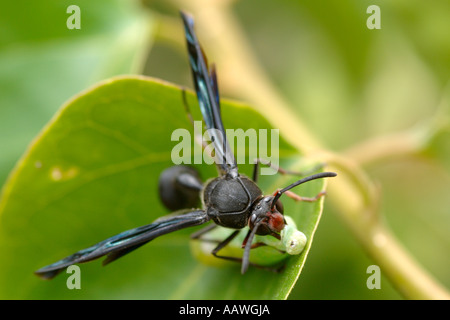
0 0 153 185
0 77 330 299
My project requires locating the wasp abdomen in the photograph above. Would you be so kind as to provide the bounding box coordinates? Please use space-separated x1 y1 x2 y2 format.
158 165 203 211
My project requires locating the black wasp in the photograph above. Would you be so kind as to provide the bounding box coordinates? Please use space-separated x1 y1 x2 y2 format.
35 11 336 279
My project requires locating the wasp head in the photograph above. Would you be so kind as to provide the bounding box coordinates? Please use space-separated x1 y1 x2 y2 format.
248 196 286 238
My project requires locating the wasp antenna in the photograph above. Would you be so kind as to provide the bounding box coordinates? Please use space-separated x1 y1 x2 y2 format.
271 172 337 208
241 219 263 274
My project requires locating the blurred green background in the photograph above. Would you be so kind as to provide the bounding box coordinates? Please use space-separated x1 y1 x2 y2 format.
0 0 449 299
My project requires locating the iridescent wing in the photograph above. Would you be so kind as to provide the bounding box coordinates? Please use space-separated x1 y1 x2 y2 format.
180 11 237 176
35 210 209 279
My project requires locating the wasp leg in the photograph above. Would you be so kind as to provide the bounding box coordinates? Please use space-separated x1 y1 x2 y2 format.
197 229 283 273
283 190 326 202
191 224 284 273
181 88 195 126
252 158 325 183
181 88 210 152
190 223 218 240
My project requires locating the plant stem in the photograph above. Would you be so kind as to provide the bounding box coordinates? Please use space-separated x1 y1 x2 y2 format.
171 0 450 299
328 154 450 299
